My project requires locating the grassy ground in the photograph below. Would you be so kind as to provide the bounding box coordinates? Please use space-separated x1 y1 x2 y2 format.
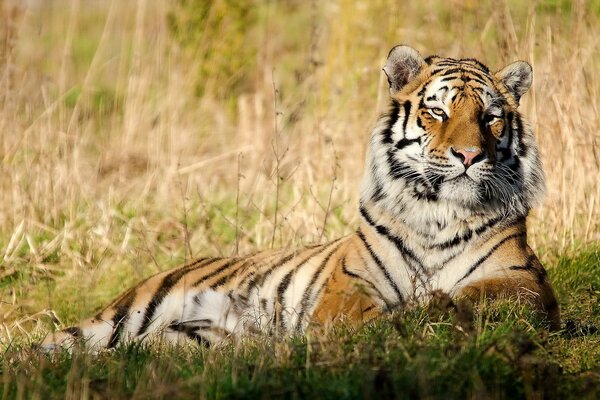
2 249 599 399
1 0 599 398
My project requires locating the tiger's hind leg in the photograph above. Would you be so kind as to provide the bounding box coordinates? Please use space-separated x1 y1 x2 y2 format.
40 289 247 352
163 289 249 346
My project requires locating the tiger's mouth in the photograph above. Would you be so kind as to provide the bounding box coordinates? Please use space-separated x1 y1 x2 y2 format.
425 166 475 186
428 168 507 206
445 172 472 181
415 155 519 207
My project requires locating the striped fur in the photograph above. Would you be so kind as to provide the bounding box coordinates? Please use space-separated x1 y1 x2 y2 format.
42 46 559 351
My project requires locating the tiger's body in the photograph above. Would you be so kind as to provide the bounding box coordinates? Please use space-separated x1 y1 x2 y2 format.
42 45 560 351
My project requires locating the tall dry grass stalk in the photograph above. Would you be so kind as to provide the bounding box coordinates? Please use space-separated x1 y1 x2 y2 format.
0 0 598 341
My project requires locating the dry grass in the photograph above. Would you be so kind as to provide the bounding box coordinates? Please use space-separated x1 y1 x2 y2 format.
0 0 599 344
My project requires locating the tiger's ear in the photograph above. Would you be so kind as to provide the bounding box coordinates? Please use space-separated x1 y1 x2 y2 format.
383 45 426 95
495 61 533 103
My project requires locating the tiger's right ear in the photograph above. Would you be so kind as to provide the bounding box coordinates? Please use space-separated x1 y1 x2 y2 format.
383 45 426 95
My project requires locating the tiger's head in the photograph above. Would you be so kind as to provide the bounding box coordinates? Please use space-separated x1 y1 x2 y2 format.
362 45 544 218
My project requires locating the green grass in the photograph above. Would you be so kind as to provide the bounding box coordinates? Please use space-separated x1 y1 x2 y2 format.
2 248 598 399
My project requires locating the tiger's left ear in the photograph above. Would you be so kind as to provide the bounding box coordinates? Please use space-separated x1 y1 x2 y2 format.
383 45 426 95
495 61 533 103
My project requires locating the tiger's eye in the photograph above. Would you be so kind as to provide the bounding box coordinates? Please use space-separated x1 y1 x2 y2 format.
429 107 446 119
488 118 504 137
484 114 503 125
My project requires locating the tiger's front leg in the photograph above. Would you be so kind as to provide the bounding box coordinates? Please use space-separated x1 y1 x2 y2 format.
455 245 560 330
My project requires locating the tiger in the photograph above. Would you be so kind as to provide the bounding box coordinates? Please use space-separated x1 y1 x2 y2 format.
41 45 560 351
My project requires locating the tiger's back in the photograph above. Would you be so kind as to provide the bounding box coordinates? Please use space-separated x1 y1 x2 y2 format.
42 45 560 351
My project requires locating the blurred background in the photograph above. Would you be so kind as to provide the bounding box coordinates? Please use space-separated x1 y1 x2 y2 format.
1 0 599 337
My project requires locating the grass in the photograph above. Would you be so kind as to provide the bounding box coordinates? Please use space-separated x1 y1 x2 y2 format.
0 0 599 398
2 250 599 399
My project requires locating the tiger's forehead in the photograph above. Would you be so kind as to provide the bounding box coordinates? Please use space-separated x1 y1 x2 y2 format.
422 77 495 103
420 59 503 110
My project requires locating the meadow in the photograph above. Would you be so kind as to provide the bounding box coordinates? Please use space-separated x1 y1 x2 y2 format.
1 0 599 398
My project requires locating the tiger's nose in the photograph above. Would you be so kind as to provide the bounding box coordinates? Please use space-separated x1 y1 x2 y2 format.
450 147 484 168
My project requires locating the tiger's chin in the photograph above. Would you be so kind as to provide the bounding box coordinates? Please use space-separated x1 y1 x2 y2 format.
438 176 488 207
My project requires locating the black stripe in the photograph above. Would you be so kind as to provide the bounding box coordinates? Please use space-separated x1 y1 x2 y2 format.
401 100 412 133
508 155 521 177
497 148 512 162
107 287 138 348
506 113 523 179
417 82 429 97
386 149 411 180
210 257 256 290
210 275 229 289
381 100 401 145
437 66 489 81
434 59 490 72
424 55 439 65
276 240 342 331
536 267 548 284
498 112 519 175
439 75 460 83
385 148 431 193
104 271 161 347
395 137 421 150
356 229 404 304
508 261 534 272
429 214 504 251
245 249 315 292
64 326 82 337
423 169 444 197
192 258 242 287
294 242 344 331
462 58 490 72
276 272 293 331
449 75 491 87
434 60 461 67
341 257 362 280
96 257 209 321
465 76 492 87
371 178 386 202
506 112 514 145
456 232 526 285
188 331 211 347
260 298 268 314
342 255 391 307
515 114 528 157
436 67 466 77
135 258 226 337
509 255 547 284
168 321 211 347
239 271 256 292
236 255 277 292
359 205 425 275
370 162 386 202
